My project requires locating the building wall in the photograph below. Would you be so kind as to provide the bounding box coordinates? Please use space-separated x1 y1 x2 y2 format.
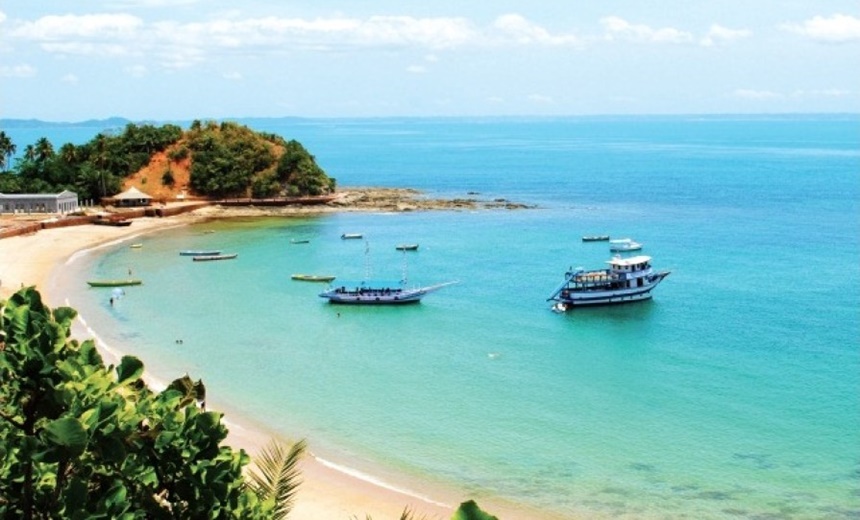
0 193 79 214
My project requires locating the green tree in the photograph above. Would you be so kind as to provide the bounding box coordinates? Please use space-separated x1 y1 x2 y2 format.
276 140 336 196
0 131 16 171
0 287 302 519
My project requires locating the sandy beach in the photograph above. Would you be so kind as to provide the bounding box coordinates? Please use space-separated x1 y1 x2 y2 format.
0 191 559 520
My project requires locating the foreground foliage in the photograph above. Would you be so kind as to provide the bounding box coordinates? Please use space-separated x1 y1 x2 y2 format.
0 287 281 518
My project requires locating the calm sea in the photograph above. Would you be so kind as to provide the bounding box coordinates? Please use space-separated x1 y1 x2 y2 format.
19 115 860 518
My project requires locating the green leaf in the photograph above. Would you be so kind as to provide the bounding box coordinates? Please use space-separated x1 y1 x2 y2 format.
116 356 143 385
42 417 88 458
52 306 77 329
451 500 499 520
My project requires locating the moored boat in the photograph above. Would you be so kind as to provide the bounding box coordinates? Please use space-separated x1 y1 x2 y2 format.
179 250 222 256
87 279 143 287
319 280 455 305
582 235 610 242
93 218 132 227
291 274 336 282
290 239 310 244
395 244 419 251
341 233 363 239
609 238 643 252
130 243 143 248
547 255 669 309
192 253 238 262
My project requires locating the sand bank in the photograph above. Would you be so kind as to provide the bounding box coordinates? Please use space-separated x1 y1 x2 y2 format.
0 191 561 520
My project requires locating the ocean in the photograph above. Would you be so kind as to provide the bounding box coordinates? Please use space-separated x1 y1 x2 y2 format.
13 115 860 518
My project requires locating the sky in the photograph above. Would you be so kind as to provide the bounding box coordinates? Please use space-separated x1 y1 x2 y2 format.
1 1 859 121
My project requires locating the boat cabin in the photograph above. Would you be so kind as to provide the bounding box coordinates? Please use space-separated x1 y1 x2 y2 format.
607 255 652 274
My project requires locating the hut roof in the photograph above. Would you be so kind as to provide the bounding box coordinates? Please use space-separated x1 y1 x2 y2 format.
113 187 152 200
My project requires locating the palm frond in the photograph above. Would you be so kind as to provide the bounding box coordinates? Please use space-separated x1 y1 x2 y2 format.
353 506 428 520
247 438 307 519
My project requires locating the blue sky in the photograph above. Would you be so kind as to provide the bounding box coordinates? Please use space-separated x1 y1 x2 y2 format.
1 1 858 121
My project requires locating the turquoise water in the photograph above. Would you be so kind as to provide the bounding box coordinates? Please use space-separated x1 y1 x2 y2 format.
36 116 860 518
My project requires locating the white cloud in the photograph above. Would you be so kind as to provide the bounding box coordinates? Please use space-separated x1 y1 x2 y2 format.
406 65 426 74
0 64 36 78
41 42 130 56
493 14 581 46
0 11 7 24
61 74 79 84
601 16 693 44
106 0 199 7
782 14 860 43
732 89 783 100
700 24 751 46
223 71 242 80
11 13 143 40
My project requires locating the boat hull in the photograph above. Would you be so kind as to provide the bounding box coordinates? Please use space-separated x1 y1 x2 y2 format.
192 254 237 262
292 274 336 282
322 295 423 305
320 290 426 304
555 272 670 307
87 280 142 287
179 250 222 256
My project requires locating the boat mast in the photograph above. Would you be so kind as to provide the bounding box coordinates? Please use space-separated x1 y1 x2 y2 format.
364 240 372 280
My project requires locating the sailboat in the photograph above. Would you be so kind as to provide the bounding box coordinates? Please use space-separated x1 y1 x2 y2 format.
318 241 455 304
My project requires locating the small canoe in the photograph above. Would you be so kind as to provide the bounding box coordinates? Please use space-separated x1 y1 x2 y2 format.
341 233 363 240
88 280 142 287
179 250 222 256
291 274 336 282
582 235 610 242
94 219 132 227
130 243 143 249
290 239 310 244
395 244 419 251
192 254 238 262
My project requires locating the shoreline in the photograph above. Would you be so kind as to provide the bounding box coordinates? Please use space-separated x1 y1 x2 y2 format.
0 190 565 520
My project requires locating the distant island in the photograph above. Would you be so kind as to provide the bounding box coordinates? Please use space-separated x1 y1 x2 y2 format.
0 120 335 203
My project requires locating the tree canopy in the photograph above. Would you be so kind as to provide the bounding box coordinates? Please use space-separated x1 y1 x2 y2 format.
0 121 335 200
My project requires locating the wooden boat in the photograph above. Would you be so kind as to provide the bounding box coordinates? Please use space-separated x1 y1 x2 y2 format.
291 274 336 283
93 218 132 227
192 253 238 262
320 241 453 304
179 250 222 256
341 233 363 240
319 280 455 305
395 244 419 251
290 239 310 244
548 255 669 309
130 243 143 249
87 279 143 287
582 235 610 242
609 238 643 252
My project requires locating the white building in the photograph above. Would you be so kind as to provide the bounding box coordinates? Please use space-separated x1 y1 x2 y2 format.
0 190 79 214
